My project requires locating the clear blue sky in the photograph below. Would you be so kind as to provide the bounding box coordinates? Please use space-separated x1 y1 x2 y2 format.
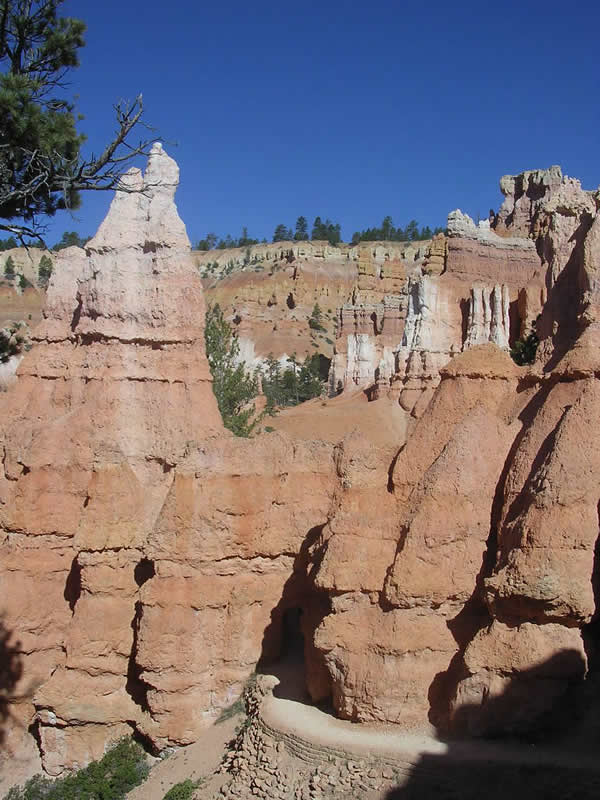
51 0 599 247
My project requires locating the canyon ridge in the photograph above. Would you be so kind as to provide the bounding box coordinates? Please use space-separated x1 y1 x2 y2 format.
1 147 599 795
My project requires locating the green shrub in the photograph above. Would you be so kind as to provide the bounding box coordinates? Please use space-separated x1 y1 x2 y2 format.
4 737 149 800
510 327 539 366
215 693 245 723
261 352 323 411
0 322 26 363
204 304 260 437
4 255 15 280
216 673 257 724
38 255 53 288
162 779 201 800
308 303 327 333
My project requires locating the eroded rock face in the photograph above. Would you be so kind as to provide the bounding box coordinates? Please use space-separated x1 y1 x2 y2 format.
134 432 334 749
0 143 221 773
2 160 599 778
309 169 600 736
0 145 336 774
328 205 544 416
310 346 523 729
448 191 600 732
202 240 416 378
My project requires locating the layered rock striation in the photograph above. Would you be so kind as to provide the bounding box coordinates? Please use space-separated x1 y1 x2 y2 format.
307 167 600 736
0 145 336 774
330 199 544 415
202 240 426 378
1 160 599 783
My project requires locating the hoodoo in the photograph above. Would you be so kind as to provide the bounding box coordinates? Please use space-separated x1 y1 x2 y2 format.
0 144 335 773
2 153 599 787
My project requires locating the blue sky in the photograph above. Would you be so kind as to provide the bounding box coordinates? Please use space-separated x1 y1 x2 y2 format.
50 0 600 247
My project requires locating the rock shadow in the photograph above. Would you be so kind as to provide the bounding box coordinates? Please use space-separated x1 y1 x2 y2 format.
538 211 595 374
63 556 82 612
0 618 23 747
386 650 600 800
427 377 562 731
257 523 333 708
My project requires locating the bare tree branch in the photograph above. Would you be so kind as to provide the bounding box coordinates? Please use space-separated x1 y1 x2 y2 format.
0 95 160 240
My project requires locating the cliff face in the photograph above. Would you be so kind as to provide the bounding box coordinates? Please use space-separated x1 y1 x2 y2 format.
0 146 336 775
329 208 544 416
1 158 599 781
201 240 429 374
308 168 600 735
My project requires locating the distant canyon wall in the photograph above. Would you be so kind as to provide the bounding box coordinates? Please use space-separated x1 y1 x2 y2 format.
330 203 545 415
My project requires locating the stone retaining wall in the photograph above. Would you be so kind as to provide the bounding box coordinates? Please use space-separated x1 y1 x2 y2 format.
216 678 411 800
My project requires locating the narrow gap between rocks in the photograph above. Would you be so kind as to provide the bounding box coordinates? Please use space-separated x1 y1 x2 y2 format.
257 524 334 710
126 559 156 725
125 600 151 714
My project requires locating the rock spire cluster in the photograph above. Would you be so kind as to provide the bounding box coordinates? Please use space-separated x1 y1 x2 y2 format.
1 155 599 780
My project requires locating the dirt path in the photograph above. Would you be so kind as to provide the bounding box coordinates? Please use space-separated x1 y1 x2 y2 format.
259 663 600 772
127 715 239 800
129 659 600 800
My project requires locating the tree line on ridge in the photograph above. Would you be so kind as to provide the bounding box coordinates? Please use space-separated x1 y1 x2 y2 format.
195 215 445 250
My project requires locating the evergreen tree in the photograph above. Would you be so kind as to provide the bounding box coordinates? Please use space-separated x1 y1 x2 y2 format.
311 217 341 245
52 231 88 250
38 254 53 287
262 352 323 410
235 227 258 247
285 353 300 405
4 255 15 280
294 216 308 241
404 219 419 241
381 215 395 240
0 0 154 242
308 303 326 332
272 224 292 242
263 353 283 411
326 220 341 246
297 354 323 402
281 365 299 406
195 232 217 251
204 304 259 436
351 218 441 244
311 217 323 240
216 235 231 249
